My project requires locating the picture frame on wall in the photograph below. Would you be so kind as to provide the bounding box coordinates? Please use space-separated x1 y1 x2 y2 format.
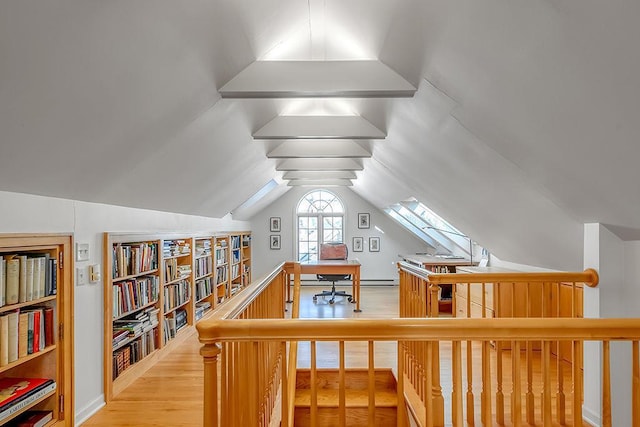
358 213 370 229
270 235 281 250
369 237 380 252
270 217 281 232
352 236 363 252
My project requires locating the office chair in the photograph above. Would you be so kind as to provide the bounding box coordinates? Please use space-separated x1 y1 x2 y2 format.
313 242 353 305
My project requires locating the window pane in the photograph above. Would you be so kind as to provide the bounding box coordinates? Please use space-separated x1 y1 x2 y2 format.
299 217 308 228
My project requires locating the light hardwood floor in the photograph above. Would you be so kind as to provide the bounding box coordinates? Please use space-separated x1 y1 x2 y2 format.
82 285 397 426
82 285 579 426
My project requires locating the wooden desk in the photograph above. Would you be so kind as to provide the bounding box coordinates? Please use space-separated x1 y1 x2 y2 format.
285 260 362 312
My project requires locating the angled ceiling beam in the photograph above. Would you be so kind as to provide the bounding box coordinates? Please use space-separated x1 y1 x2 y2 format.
219 60 416 98
276 158 363 171
254 116 385 140
283 171 358 180
287 179 353 187
267 140 372 159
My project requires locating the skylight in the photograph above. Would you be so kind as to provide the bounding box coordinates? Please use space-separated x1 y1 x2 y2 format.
385 198 472 258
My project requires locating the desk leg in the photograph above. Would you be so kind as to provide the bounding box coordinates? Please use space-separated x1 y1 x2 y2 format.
286 273 293 304
353 269 361 312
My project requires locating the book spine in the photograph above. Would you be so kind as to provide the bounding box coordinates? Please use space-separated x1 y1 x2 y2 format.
0 257 5 307
18 313 28 358
0 382 56 423
6 258 19 305
7 311 19 363
26 258 34 302
18 256 27 303
0 315 8 366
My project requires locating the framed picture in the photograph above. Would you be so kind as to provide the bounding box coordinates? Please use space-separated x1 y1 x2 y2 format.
352 236 363 252
358 213 370 229
270 235 281 250
369 237 380 252
270 217 281 232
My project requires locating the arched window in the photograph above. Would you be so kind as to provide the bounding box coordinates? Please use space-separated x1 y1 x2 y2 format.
296 190 345 262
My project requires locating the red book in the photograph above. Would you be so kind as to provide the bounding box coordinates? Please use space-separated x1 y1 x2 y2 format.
17 410 53 427
0 377 54 411
43 307 54 347
32 311 41 353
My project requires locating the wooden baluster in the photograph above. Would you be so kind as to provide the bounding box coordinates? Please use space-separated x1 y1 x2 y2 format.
397 341 408 427
603 340 611 427
633 341 639 427
495 283 505 425
249 342 259 426
452 340 463 427
426 341 434 427
368 341 375 427
429 284 444 426
281 341 289 427
466 282 475 426
201 343 221 427
542 341 552 427
512 341 522 427
221 342 229 427
482 340 493 426
572 340 583 426
526 282 535 425
339 341 346 427
311 341 317 427
556 283 566 425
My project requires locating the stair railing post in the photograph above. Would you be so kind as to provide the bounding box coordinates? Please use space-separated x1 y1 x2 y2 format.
201 342 222 427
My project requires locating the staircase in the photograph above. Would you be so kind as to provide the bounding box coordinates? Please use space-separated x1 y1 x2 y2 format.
294 368 399 426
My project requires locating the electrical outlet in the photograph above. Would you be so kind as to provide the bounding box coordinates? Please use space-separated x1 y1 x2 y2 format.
76 267 87 286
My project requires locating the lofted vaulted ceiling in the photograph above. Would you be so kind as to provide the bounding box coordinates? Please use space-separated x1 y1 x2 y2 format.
1 0 640 270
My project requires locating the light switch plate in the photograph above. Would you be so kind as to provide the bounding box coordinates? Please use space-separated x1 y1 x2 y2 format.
76 267 87 286
76 243 90 262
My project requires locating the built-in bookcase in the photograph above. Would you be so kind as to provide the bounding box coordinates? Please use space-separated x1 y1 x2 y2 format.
241 232 252 287
230 234 242 296
104 231 251 401
0 234 73 425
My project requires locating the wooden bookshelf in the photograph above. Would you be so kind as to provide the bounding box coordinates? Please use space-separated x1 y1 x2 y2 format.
229 234 243 296
104 231 251 401
241 232 252 287
0 233 74 426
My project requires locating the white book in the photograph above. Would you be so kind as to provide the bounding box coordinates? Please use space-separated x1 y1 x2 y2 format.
18 255 27 303
0 315 8 366
7 311 19 363
26 257 35 302
0 257 5 307
38 257 46 299
32 257 41 299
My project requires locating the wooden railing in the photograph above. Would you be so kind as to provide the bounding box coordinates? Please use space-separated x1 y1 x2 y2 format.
398 262 600 426
198 263 640 427
197 263 288 427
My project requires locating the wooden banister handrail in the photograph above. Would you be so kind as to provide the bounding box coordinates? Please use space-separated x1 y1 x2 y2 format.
398 261 599 287
197 317 640 342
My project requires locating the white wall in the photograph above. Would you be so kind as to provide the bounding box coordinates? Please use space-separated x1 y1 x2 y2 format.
0 191 249 424
250 187 429 281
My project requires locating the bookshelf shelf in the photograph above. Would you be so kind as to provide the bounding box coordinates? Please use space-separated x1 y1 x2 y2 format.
113 269 159 282
0 344 56 374
112 300 159 322
104 231 250 402
0 233 73 425
0 295 57 314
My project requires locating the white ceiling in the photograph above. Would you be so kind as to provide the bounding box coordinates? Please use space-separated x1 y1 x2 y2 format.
1 0 639 270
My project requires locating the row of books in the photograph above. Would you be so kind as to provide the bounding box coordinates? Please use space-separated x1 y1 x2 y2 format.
112 328 157 380
1 307 53 366
216 266 228 284
231 249 241 264
164 259 191 283
111 276 159 318
163 280 190 312
113 307 159 348
112 243 158 278
195 239 211 257
231 264 240 280
194 257 212 278
0 378 56 424
195 301 211 321
195 277 213 301
215 247 227 265
0 254 57 308
162 240 190 258
162 308 186 344
230 236 241 250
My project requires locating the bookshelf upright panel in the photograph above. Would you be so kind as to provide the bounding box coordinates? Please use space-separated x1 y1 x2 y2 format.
241 232 251 286
229 234 242 296
0 233 73 426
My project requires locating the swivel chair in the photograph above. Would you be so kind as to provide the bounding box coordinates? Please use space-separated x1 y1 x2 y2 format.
313 242 353 305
